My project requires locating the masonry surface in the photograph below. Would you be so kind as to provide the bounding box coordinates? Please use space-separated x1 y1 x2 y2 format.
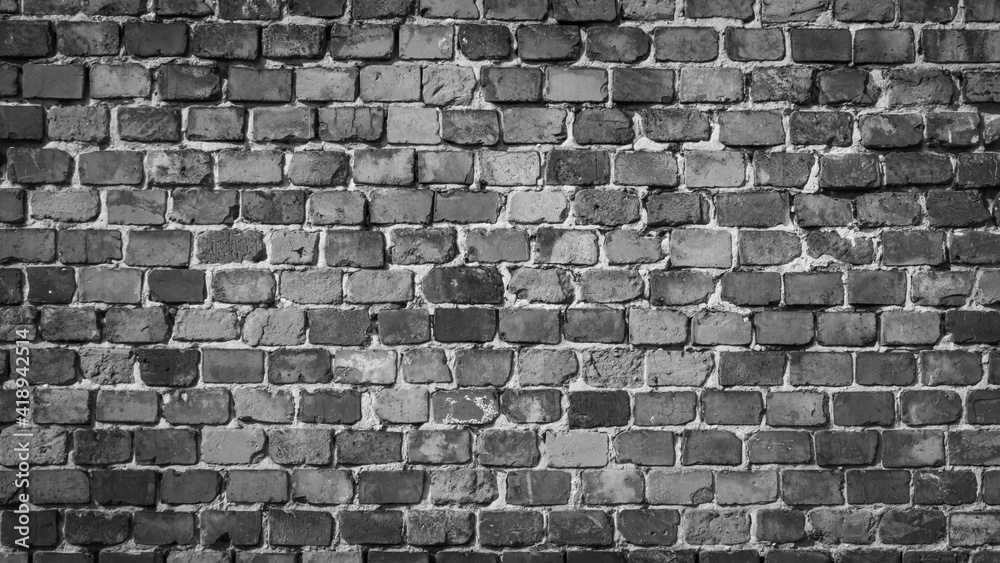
5 0 1000 561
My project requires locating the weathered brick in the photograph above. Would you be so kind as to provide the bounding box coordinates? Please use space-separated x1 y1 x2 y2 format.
3 3 998 554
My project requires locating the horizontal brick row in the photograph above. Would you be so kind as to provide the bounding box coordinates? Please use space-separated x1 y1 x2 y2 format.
3 189 1000 232
8 479 1000 548
7 105 1000 151
3 151 1000 198
4 66 1000 107
0 378 1000 424
5 553 1000 563
2 344 999 386
5 304 1000 348
3 232 1000 290
3 0 999 24
4 21 993 65
8 464 1000 517
7 395 1000 453
4 186 1000 230
2 503 1000 548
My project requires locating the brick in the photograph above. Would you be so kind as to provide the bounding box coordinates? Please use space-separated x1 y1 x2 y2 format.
834 392 895 426
782 470 844 505
328 24 394 59
722 272 781 306
643 109 710 142
441 110 500 145
552 0 616 21
336 431 403 466
217 150 284 185
681 68 744 103
855 29 915 64
300 390 361 423
137 348 198 386
482 0 543 19
767 391 827 427
703 391 763 425
204 349 265 384
361 65 421 102
191 23 258 59
815 430 879 466
479 511 544 547
686 150 746 187
295 68 356 102
654 27 718 62
423 267 503 304
252 107 315 142
498 308 559 344
158 65 222 101
63 511 129 545
263 24 324 58
791 28 852 62
502 389 562 424
159 469 220 504
671 229 732 268
0 21 53 57
587 26 650 62
922 350 982 385
422 66 475 106
458 24 512 60
399 24 454 60
545 68 607 103
56 22 116 57
549 510 614 546
148 270 205 304
212 270 275 304
693 312 751 346
23 65 84 99
200 428 264 465
200 510 261 546
757 510 806 543
749 432 812 465
187 107 244 141
818 69 878 105
407 428 471 464
574 189 640 226
0 106 44 141
634 391 697 425
683 510 750 545
268 429 332 466
879 508 945 543
40 306 100 341
228 67 291 102
134 428 198 466
48 106 109 143
790 112 852 146
428 308 494 343
134 512 196 545
31 469 90 504
605 231 663 264
575 109 634 144
307 310 370 346
104 307 172 345
329 352 393 388
91 64 149 98
611 69 676 104
727 28 784 61
806 509 876 544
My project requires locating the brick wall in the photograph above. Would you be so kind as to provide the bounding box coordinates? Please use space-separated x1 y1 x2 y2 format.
2 0 1000 560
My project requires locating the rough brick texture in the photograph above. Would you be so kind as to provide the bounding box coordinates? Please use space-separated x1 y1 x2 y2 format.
4 0 1000 560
